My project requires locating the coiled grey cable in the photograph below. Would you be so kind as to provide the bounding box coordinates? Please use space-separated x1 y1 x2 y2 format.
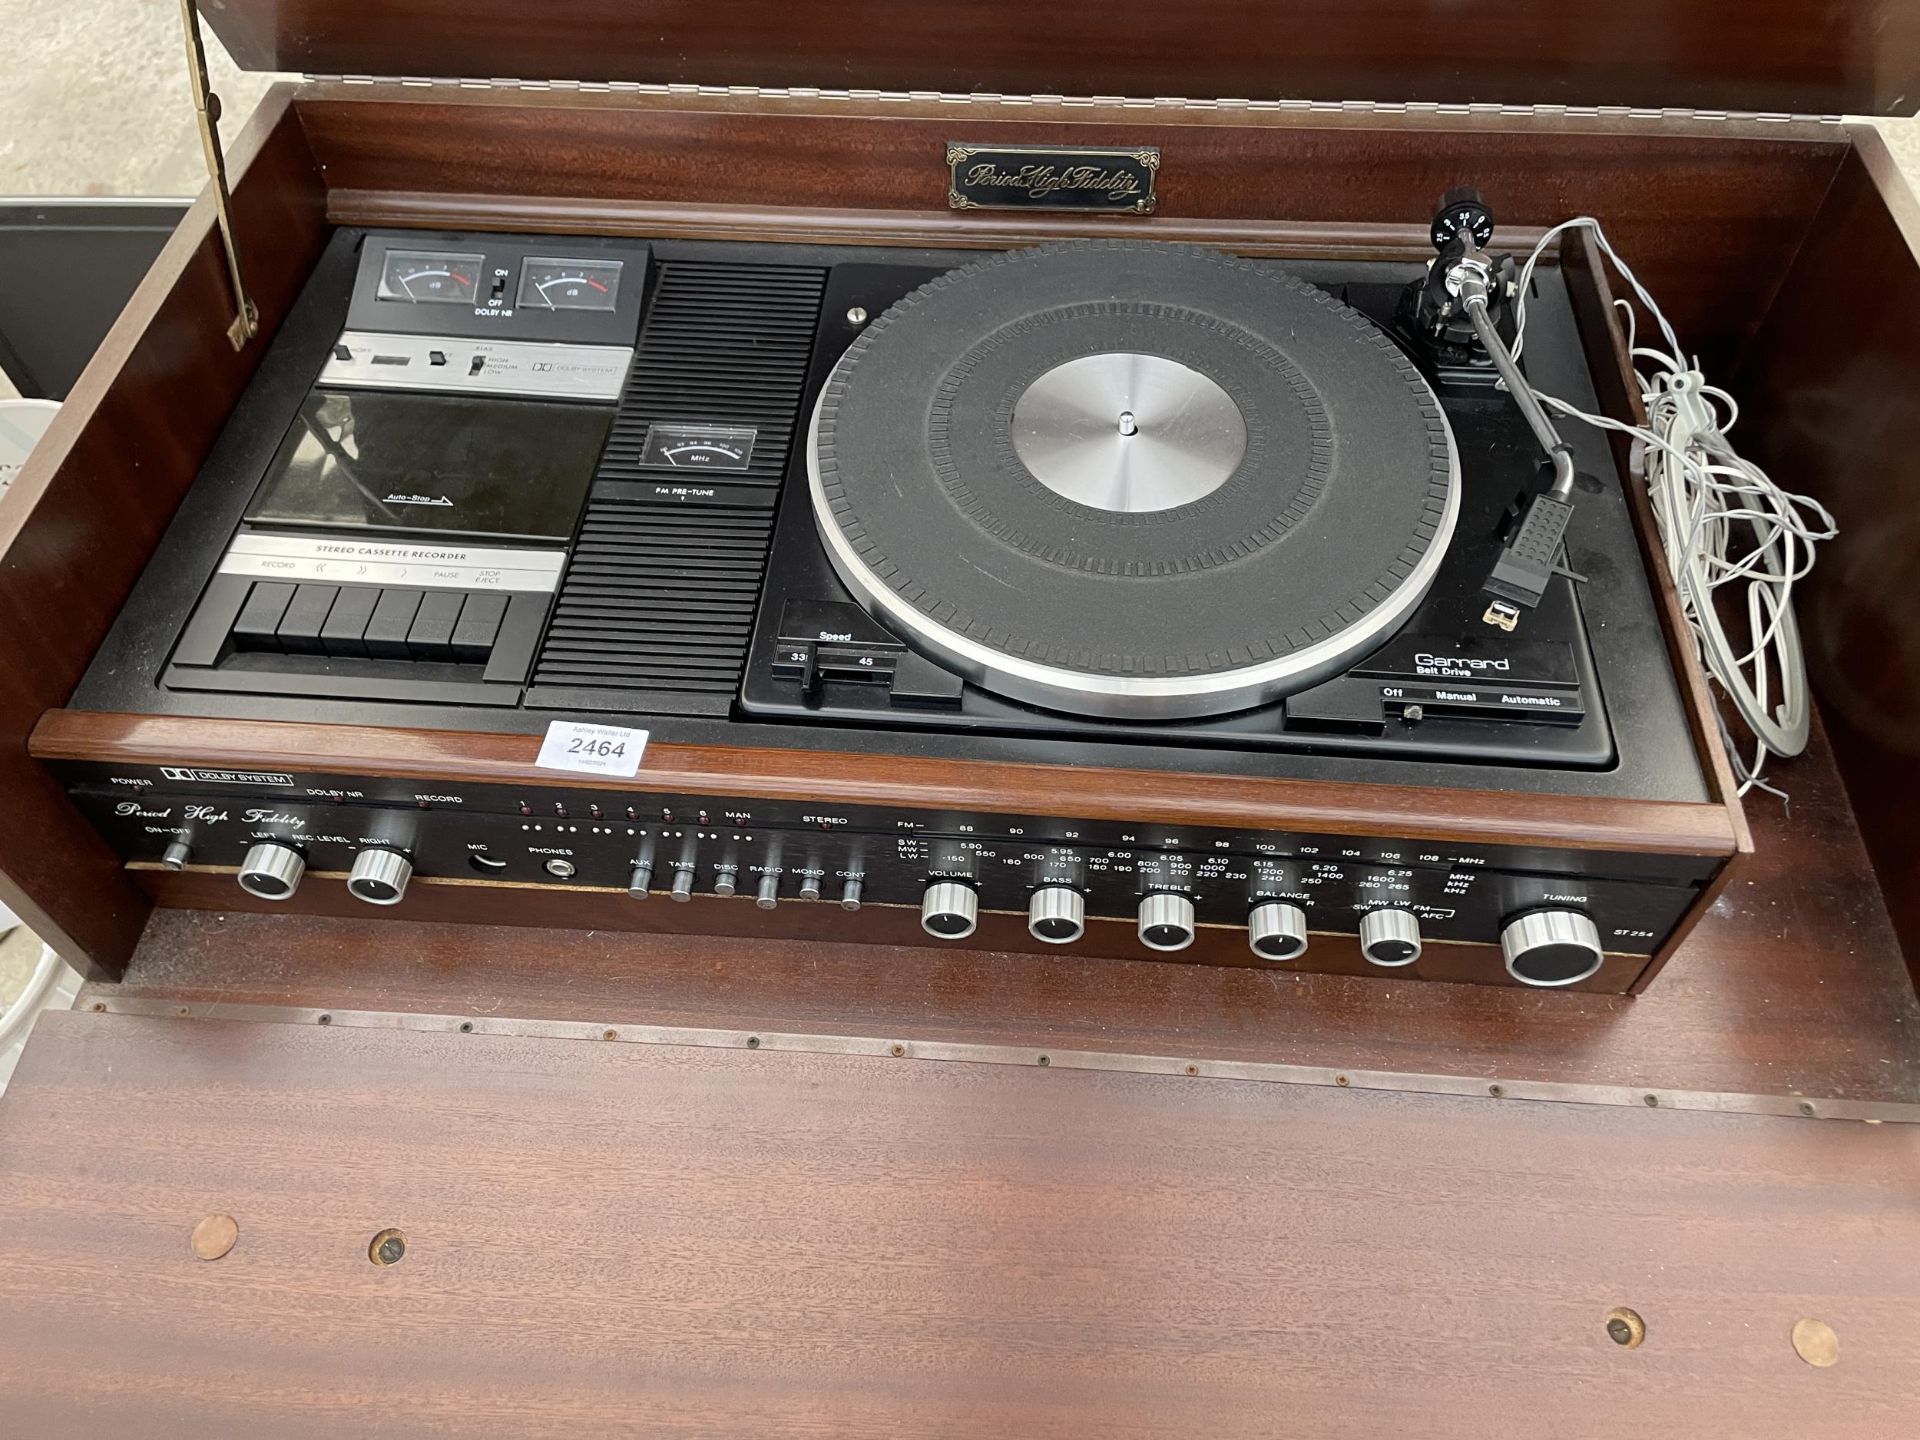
1502 218 1838 799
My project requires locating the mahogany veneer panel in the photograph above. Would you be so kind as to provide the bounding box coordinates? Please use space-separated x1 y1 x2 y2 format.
1737 132 1920 986
0 1010 1916 1437
34 709 1740 859
0 90 327 975
205 0 1920 116
294 88 1850 370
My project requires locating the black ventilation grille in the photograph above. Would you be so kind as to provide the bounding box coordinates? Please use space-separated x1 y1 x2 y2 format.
529 501 774 705
598 261 827 490
526 259 826 715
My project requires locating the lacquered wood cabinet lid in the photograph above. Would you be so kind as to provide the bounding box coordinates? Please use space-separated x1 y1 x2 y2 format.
197 0 1920 117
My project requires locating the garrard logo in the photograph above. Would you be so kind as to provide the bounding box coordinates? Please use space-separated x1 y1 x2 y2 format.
1414 653 1511 672
160 766 296 786
384 493 454 507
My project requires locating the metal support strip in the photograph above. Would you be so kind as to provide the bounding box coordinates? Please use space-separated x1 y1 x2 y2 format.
86 997 1920 1124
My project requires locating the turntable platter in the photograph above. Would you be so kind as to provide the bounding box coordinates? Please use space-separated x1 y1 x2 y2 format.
808 241 1459 719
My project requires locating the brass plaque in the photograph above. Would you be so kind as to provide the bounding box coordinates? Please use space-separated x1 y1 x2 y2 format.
947 143 1159 214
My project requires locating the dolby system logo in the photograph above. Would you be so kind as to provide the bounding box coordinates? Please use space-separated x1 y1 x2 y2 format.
159 766 296 787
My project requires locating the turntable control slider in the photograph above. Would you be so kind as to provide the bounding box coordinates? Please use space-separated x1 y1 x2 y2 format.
772 600 962 708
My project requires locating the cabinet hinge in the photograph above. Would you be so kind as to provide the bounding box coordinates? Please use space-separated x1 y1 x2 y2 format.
301 74 1843 127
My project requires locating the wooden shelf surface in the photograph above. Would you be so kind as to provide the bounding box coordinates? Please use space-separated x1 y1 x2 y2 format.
0 1009 1915 1437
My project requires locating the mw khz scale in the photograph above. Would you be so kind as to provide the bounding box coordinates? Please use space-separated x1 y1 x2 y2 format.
72 764 1707 987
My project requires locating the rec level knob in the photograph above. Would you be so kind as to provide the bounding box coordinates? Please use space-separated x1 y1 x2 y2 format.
1027 886 1085 944
347 848 412 906
1501 909 1604 987
921 881 978 939
1138 892 1195 951
1247 902 1308 960
237 842 305 901
1359 908 1422 966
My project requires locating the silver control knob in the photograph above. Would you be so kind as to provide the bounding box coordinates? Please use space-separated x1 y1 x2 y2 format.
798 874 824 901
237 842 305 901
1501 909 1604 987
347 848 412 906
1137 892 1195 951
669 865 696 903
1028 886 1085 944
713 864 739 897
921 881 978 939
840 877 864 912
1247 901 1309 961
1359 908 1422 966
756 871 780 910
160 840 192 871
627 862 653 899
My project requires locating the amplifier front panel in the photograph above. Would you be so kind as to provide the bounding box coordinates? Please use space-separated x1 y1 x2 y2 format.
63 763 1722 988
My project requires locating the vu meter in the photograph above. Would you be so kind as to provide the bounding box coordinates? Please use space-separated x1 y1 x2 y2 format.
377 249 484 304
639 423 759 471
517 257 625 312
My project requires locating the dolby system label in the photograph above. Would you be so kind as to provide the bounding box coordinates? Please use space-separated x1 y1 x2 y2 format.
947 143 1159 213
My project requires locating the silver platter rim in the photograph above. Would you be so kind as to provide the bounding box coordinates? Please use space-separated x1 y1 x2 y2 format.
805 374 1462 721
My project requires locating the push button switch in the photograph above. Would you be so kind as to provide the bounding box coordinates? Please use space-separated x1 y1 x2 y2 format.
320 586 380 658
231 581 296 651
889 650 965 708
450 591 509 662
406 592 465 660
364 588 423 659
275 584 338 655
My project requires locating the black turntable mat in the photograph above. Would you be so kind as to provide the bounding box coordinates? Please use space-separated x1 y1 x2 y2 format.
808 240 1458 718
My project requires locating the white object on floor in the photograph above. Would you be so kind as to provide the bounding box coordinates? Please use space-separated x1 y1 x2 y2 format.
0 942 83 1094
1 398 62 499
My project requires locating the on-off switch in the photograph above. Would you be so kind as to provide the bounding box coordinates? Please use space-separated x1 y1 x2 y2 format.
714 865 739 897
839 877 864 912
756 872 780 910
670 866 696 902
627 862 653 898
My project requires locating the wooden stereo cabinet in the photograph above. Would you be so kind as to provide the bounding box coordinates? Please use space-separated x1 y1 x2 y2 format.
4 5 1920 1433
6 3 1920 994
